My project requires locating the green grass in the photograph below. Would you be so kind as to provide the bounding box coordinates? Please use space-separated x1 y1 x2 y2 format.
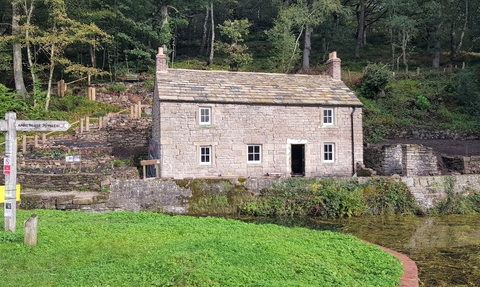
0 209 402 287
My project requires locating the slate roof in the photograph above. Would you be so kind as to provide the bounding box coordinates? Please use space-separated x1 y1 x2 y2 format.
156 69 363 107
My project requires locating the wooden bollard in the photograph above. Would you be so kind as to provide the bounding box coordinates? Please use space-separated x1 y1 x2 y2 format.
80 118 84 133
34 134 39 148
86 116 90 132
22 134 27 153
130 106 135 119
42 133 46 145
99 116 103 129
24 214 38 247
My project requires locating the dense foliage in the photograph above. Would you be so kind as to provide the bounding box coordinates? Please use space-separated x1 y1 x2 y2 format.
0 210 403 287
239 178 417 217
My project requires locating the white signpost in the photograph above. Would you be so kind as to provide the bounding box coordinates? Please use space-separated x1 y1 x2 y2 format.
1 112 70 232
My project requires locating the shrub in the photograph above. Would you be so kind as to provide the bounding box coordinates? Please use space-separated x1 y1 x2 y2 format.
415 95 431 110
106 84 126 92
455 68 480 116
359 63 390 99
362 179 416 215
0 84 27 115
240 178 417 218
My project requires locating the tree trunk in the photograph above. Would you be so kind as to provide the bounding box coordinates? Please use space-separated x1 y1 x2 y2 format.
432 40 441 68
200 7 209 55
452 0 468 61
45 43 55 111
354 0 365 57
23 0 36 105
161 5 168 27
90 44 96 69
302 25 311 71
208 1 215 66
12 0 27 98
402 29 408 73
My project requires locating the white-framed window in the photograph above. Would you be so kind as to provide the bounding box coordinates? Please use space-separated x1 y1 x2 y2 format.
247 145 261 163
199 107 211 125
323 108 334 125
200 146 212 164
323 143 334 162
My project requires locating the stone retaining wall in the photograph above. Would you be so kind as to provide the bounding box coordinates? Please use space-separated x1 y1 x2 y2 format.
442 155 480 174
0 167 139 191
107 174 480 212
364 144 438 176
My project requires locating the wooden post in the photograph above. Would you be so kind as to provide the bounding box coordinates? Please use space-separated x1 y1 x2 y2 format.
462 62 465 69
86 116 90 132
416 67 420 75
87 74 91 86
4 112 18 232
24 214 38 247
137 103 141 118
130 106 135 119
34 135 39 148
57 80 66 97
80 118 84 133
22 135 26 153
42 133 46 145
88 87 96 101
99 116 103 129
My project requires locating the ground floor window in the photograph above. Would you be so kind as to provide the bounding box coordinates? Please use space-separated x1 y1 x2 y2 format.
247 145 261 163
323 143 334 162
200 146 212 164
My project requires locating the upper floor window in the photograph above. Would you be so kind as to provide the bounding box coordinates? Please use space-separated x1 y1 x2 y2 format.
323 108 334 125
200 146 212 164
323 143 334 162
247 145 261 163
199 107 211 125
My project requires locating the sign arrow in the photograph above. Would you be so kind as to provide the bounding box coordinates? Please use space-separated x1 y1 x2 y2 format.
15 120 70 132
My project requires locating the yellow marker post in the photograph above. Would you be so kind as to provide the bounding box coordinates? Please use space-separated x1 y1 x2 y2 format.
0 184 20 203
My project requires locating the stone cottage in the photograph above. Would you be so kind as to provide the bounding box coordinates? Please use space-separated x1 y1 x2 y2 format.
151 48 363 179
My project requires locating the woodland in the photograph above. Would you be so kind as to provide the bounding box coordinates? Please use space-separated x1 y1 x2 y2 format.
0 0 480 141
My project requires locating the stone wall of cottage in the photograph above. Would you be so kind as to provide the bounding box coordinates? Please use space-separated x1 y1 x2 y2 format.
364 144 438 176
157 102 363 178
442 155 480 174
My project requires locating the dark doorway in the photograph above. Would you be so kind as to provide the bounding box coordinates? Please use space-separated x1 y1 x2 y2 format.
291 144 305 176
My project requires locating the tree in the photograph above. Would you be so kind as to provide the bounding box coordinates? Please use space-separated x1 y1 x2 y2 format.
216 19 253 70
33 0 110 110
266 0 342 72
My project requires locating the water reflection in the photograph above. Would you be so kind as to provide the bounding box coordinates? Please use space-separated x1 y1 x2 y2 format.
243 214 480 287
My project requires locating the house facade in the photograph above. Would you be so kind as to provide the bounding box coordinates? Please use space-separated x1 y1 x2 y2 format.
151 48 363 179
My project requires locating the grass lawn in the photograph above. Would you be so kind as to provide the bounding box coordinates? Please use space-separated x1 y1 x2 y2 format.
0 210 402 287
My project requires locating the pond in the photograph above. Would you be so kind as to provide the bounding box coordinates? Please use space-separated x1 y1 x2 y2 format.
243 214 480 287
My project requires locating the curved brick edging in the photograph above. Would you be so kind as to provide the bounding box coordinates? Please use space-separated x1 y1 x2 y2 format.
378 245 419 287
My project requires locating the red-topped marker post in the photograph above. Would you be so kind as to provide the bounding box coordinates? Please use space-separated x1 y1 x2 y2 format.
1 112 70 232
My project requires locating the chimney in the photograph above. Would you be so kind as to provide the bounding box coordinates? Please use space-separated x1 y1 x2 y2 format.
326 51 341 80
156 47 167 73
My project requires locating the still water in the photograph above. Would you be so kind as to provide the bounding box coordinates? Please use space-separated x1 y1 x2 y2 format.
244 214 480 287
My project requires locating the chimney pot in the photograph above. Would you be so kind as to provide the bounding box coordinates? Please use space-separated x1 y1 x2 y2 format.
156 47 167 73
326 51 341 80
